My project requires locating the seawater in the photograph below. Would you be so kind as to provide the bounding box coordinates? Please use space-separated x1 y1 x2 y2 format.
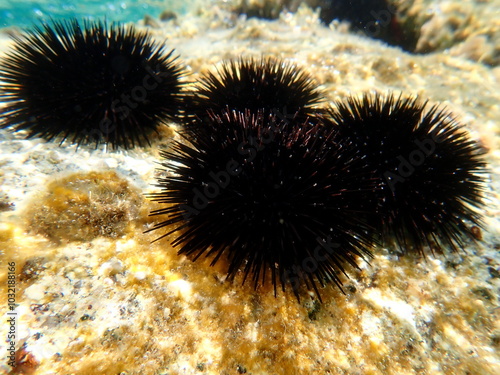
0 0 193 29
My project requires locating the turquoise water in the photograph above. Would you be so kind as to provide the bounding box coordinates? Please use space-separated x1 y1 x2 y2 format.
0 0 185 29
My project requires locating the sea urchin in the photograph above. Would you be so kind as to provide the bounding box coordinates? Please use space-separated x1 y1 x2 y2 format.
183 57 322 136
326 94 487 253
0 18 186 149
147 110 376 300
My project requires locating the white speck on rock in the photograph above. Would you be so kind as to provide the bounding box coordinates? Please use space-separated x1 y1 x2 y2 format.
360 311 382 337
115 239 136 253
363 289 417 332
99 259 124 277
103 157 119 169
163 307 171 320
168 279 192 300
24 283 46 302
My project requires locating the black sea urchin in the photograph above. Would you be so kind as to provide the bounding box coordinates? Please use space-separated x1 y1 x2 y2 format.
183 57 322 135
317 0 418 52
147 110 376 300
326 94 487 253
0 19 185 149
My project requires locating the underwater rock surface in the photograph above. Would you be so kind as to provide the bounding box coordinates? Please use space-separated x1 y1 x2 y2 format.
0 3 499 374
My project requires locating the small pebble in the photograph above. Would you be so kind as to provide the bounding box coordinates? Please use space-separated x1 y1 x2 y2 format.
144 14 161 28
24 283 46 301
47 150 62 164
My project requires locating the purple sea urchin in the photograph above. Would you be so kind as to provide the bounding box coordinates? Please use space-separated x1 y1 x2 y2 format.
326 94 487 254
147 110 376 300
0 19 186 149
